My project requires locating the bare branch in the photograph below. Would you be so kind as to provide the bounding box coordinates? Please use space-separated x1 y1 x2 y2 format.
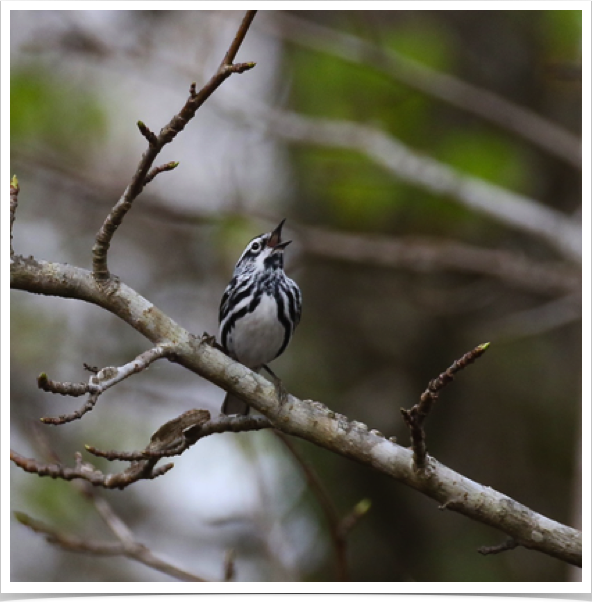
14 511 206 581
275 431 349 580
13 411 271 493
11 254 187 349
10 449 174 489
39 346 171 425
10 175 20 256
37 373 90 397
41 392 101 425
91 10 257 283
11 410 271 493
401 342 490 471
136 120 157 144
298 226 581 297
260 12 581 169
86 413 271 461
478 294 582 340
144 161 179 185
220 10 257 68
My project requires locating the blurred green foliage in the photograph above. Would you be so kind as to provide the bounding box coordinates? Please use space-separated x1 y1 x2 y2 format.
286 10 581 236
433 129 529 190
11 65 107 160
383 17 459 72
538 10 582 59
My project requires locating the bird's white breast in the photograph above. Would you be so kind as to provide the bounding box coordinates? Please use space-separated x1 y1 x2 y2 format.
226 293 285 369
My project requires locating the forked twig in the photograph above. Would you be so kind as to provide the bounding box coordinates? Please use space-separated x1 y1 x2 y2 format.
39 346 171 425
11 411 271 490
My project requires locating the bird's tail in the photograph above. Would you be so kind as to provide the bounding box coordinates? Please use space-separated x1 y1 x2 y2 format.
221 393 250 416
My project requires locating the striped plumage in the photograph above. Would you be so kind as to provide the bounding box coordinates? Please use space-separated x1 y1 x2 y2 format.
219 219 302 415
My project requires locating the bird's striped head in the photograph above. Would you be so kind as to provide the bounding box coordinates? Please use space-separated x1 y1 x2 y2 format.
233 219 292 276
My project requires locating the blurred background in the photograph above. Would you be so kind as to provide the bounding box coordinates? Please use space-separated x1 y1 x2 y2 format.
10 9 582 582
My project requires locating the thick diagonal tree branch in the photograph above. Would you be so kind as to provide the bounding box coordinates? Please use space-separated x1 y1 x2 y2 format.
10 255 582 567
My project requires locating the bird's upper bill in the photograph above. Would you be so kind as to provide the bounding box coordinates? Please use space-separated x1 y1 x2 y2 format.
267 219 292 250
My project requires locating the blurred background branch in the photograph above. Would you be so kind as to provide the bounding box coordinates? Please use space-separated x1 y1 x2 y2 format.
14 509 207 582
229 101 581 262
257 12 582 169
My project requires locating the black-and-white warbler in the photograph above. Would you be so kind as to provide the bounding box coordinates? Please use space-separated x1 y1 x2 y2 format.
219 219 302 415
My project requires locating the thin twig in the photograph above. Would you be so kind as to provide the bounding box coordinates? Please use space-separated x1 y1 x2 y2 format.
92 10 257 283
40 345 170 425
37 373 90 396
10 175 20 256
277 435 371 580
223 549 236 582
86 413 272 461
137 120 157 144
401 342 490 471
10 449 173 489
220 10 257 68
41 392 101 425
14 512 206 581
12 412 272 490
144 161 179 185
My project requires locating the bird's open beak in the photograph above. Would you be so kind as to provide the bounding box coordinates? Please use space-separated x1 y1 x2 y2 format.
267 219 292 250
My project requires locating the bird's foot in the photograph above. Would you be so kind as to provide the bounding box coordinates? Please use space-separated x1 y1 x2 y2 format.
263 365 289 406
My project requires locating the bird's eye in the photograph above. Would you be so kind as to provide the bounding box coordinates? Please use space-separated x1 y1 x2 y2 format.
251 241 261 252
